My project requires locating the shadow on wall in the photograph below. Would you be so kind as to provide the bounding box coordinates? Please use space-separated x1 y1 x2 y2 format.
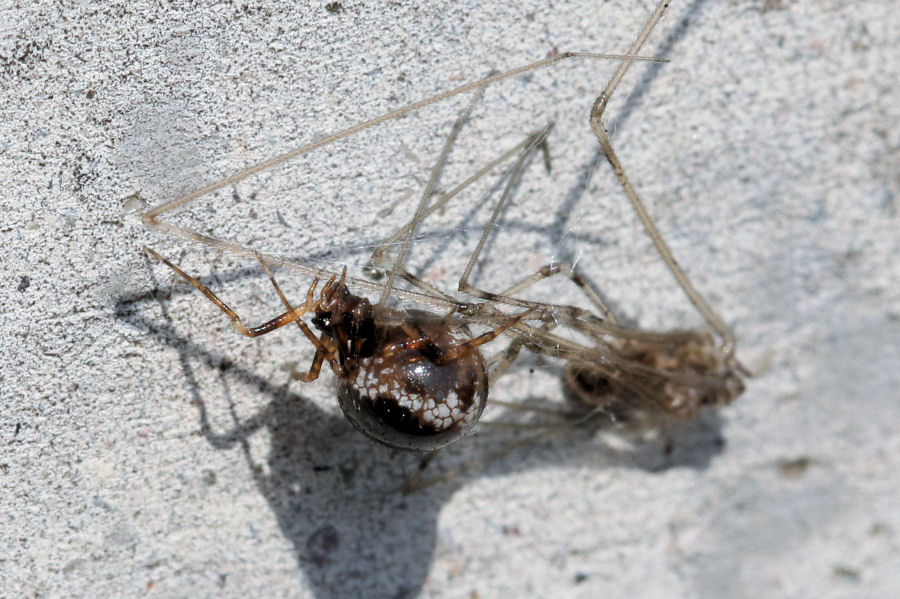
114 269 727 599
112 3 724 595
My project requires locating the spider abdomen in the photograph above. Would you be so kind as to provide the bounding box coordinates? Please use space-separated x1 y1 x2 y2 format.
337 317 488 451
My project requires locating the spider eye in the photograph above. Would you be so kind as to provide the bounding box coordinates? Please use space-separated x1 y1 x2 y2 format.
311 314 330 330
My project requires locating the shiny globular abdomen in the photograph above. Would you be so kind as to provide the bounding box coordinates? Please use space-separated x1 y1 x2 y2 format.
337 321 488 451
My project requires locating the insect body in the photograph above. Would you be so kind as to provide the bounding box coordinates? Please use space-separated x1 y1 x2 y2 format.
562 332 745 421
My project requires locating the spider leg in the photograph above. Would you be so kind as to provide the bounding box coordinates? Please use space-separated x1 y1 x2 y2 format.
431 306 537 365
448 124 618 328
377 86 486 308
456 123 553 306
253 251 347 379
145 246 303 337
497 261 617 323
377 306 535 365
590 122 737 357
486 319 560 384
364 133 543 292
142 52 666 222
587 0 737 358
291 344 330 382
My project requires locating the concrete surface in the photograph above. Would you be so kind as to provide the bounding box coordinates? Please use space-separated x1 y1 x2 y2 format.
2 1 898 598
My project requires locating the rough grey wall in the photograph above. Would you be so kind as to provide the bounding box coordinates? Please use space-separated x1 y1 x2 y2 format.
2 1 898 598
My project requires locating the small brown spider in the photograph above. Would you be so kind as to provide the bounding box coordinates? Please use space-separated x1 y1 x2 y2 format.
144 247 532 450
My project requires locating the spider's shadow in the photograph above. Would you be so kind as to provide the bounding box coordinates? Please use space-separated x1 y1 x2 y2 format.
115 275 724 599
117 3 721 597
118 281 447 599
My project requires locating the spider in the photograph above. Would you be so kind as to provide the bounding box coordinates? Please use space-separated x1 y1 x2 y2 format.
140 0 743 468
140 40 663 452
145 244 533 451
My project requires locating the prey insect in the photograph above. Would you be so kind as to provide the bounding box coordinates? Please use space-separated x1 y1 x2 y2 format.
140 43 665 451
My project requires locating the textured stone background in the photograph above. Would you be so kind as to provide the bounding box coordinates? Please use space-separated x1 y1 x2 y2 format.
2 1 898 598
